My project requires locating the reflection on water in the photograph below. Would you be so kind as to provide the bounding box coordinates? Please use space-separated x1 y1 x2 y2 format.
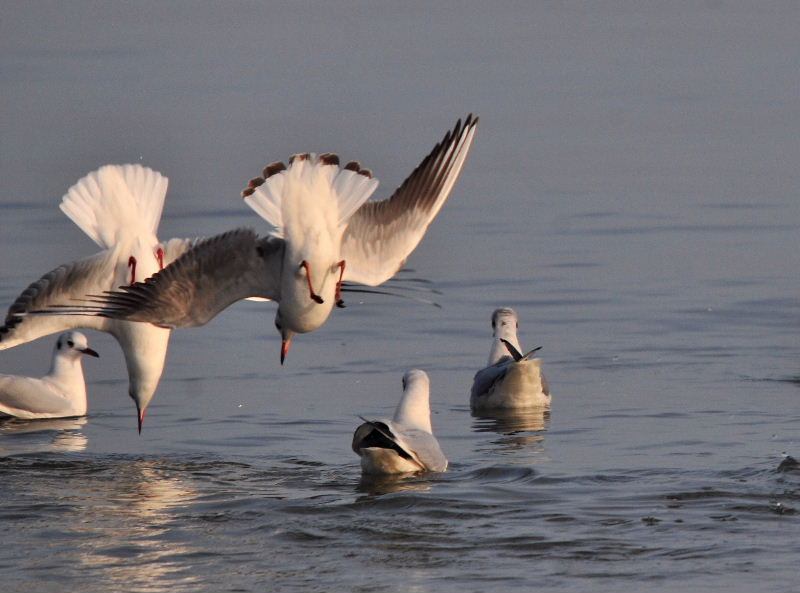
471 408 550 461
0 417 88 453
471 407 550 435
355 472 437 497
72 460 201 591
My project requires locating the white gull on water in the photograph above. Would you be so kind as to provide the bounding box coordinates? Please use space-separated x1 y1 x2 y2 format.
47 115 478 363
0 331 98 419
470 307 551 410
352 369 447 475
0 165 195 431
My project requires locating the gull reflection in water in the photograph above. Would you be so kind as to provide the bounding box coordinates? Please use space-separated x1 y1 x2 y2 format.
0 416 88 453
471 407 551 460
356 472 439 497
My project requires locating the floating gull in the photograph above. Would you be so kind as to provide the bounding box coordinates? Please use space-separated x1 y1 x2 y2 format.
352 369 447 475
42 115 478 364
0 164 195 431
0 331 98 419
470 308 551 410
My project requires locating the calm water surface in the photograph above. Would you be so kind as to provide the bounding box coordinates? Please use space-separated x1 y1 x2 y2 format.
1 2 799 592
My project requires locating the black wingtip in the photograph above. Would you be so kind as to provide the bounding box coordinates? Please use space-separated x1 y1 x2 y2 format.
500 338 523 362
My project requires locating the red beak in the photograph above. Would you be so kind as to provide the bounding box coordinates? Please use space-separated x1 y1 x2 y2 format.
137 407 147 434
281 339 291 365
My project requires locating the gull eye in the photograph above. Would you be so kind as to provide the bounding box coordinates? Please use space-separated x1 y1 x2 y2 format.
67 340 75 348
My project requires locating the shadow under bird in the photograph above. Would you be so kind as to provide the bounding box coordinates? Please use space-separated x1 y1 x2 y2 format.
0 164 197 431
40 115 478 365
470 307 551 410
352 369 447 475
0 331 98 419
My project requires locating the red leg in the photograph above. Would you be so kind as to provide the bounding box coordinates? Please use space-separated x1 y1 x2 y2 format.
335 260 346 308
300 261 324 304
156 247 164 270
128 256 137 285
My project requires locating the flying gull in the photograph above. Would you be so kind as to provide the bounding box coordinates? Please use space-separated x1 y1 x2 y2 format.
46 115 479 363
0 164 195 431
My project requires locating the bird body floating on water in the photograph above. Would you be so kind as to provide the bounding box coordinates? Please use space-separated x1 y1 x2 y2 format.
470 308 551 410
352 369 447 475
0 331 98 419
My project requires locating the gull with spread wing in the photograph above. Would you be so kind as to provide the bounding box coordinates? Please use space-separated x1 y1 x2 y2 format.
1 165 195 431
49 115 478 362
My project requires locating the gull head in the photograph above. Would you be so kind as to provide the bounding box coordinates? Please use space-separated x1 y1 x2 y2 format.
56 331 100 360
491 307 519 338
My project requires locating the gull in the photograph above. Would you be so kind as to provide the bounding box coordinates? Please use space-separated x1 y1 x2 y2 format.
48 115 478 363
352 369 447 475
0 331 98 419
0 164 194 431
470 308 551 410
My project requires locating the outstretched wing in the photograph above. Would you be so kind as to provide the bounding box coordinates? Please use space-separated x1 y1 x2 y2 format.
49 228 286 329
0 251 116 349
340 114 478 286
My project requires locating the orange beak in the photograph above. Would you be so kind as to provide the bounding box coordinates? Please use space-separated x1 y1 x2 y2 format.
281 338 291 365
137 406 147 434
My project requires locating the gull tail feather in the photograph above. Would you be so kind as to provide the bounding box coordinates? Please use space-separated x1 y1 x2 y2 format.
60 164 167 249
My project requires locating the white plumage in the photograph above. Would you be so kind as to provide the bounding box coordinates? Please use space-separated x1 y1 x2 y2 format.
470 308 551 410
58 116 478 365
1 164 195 431
352 369 448 475
0 331 98 419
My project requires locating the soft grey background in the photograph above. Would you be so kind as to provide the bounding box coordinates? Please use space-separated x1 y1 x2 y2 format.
1 2 799 592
